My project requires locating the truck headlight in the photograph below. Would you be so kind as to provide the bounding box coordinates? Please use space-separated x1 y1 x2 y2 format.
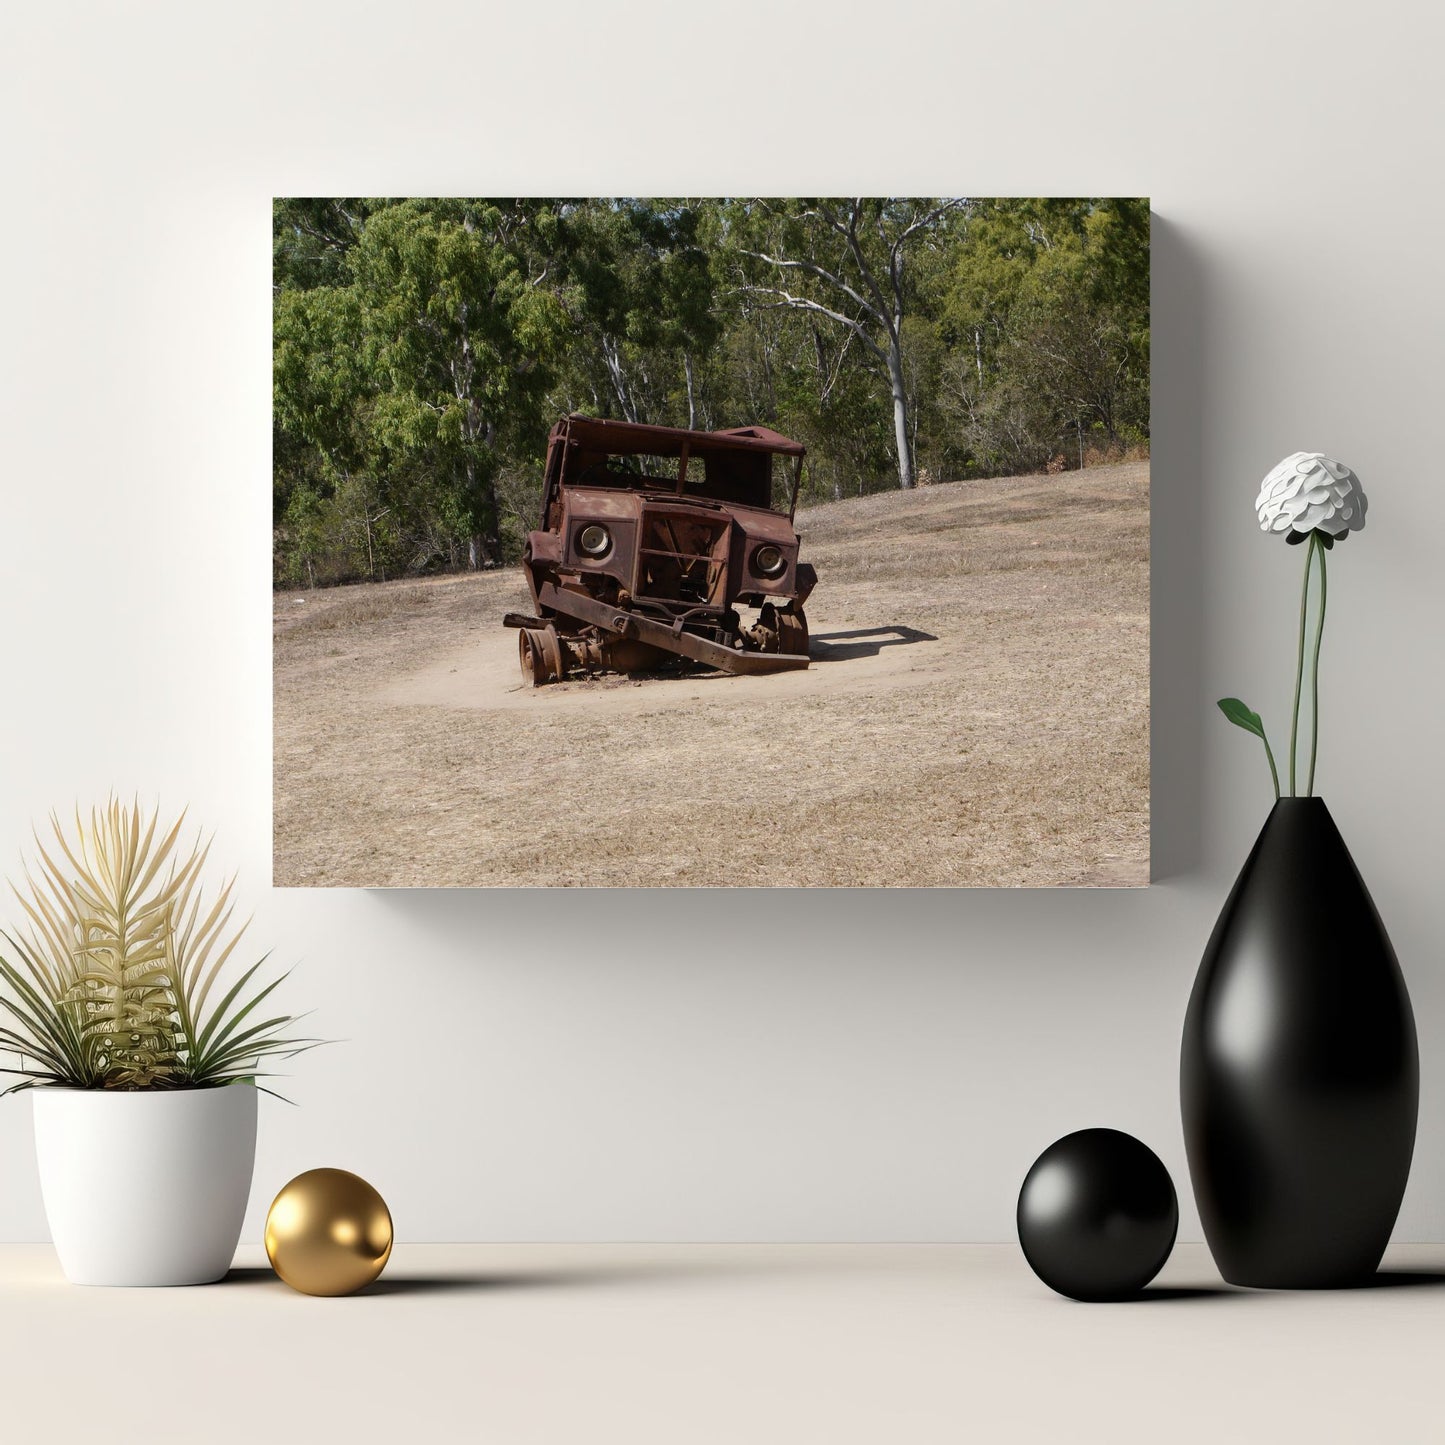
753 544 786 577
578 523 611 558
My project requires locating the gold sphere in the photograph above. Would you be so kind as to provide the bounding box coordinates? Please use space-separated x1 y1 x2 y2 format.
264 1168 393 1296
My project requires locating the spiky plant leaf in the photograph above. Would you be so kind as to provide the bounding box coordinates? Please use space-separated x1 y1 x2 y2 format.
0 799 320 1093
35 800 192 1085
0 938 96 1087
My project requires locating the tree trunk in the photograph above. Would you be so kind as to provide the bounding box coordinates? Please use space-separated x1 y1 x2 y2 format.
887 333 914 490
601 336 637 422
463 452 503 569
468 519 501 569
684 352 697 429
464 454 482 569
467 497 502 568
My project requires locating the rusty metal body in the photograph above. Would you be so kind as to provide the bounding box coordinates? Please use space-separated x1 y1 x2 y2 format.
505 414 816 686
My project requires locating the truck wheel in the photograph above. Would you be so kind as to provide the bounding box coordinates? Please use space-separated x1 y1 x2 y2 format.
778 606 809 656
519 626 564 686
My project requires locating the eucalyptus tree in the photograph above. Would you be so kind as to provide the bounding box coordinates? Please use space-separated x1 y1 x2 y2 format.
274 198 566 574
728 198 968 490
551 199 719 428
939 198 1150 474
272 198 370 293
347 198 565 567
273 239 377 583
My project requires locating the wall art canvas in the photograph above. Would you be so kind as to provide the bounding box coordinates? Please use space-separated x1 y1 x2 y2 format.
273 198 1150 887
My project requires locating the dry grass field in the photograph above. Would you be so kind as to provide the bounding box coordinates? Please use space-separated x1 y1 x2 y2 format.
273 462 1149 887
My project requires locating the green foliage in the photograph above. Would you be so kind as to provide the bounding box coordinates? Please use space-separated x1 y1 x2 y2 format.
1217 699 1282 799
1217 697 1267 738
0 801 317 1094
937 199 1150 476
273 198 1150 585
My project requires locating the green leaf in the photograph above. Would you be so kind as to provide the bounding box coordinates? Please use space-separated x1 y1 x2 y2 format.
1217 697 1267 738
1217 697 1282 799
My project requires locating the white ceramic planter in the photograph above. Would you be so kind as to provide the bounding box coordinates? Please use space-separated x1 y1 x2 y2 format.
33 1085 258 1286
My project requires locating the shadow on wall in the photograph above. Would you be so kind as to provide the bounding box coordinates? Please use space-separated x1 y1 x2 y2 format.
1150 215 1207 882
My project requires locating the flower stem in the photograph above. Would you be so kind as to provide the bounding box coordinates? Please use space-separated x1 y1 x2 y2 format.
1306 536 1328 796
1262 732 1281 800
1288 532 1316 796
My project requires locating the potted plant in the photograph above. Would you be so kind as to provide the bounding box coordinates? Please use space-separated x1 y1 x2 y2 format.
0 799 315 1286
1181 453 1417 1288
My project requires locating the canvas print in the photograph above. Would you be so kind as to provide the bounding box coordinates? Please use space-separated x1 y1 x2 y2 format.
272 198 1150 887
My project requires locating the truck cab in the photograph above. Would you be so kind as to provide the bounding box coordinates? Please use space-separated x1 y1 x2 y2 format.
507 414 816 685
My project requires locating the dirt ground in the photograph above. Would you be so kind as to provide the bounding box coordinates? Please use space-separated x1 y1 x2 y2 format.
273 462 1149 887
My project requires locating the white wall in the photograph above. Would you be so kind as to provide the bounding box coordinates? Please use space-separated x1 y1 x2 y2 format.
2 0 1443 1243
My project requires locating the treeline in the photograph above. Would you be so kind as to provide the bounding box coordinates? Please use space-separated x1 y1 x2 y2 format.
273 198 1149 587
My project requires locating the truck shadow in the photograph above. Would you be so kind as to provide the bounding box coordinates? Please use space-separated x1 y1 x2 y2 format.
810 625 938 662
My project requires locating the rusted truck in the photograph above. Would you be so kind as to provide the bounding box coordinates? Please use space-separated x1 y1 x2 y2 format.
505 414 816 686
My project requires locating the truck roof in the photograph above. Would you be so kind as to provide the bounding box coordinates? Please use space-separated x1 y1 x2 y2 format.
552 413 806 459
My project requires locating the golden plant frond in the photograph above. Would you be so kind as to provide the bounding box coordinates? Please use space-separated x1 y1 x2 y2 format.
8 884 73 1001
18 799 197 1086
169 862 251 1032
2 798 318 1092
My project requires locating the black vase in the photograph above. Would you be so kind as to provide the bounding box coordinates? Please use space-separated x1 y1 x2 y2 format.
1181 797 1417 1288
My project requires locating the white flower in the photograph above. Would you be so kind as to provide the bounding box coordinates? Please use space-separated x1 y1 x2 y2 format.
1256 452 1367 540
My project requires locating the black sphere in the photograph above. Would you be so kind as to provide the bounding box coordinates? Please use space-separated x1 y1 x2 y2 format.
1017 1128 1178 1301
